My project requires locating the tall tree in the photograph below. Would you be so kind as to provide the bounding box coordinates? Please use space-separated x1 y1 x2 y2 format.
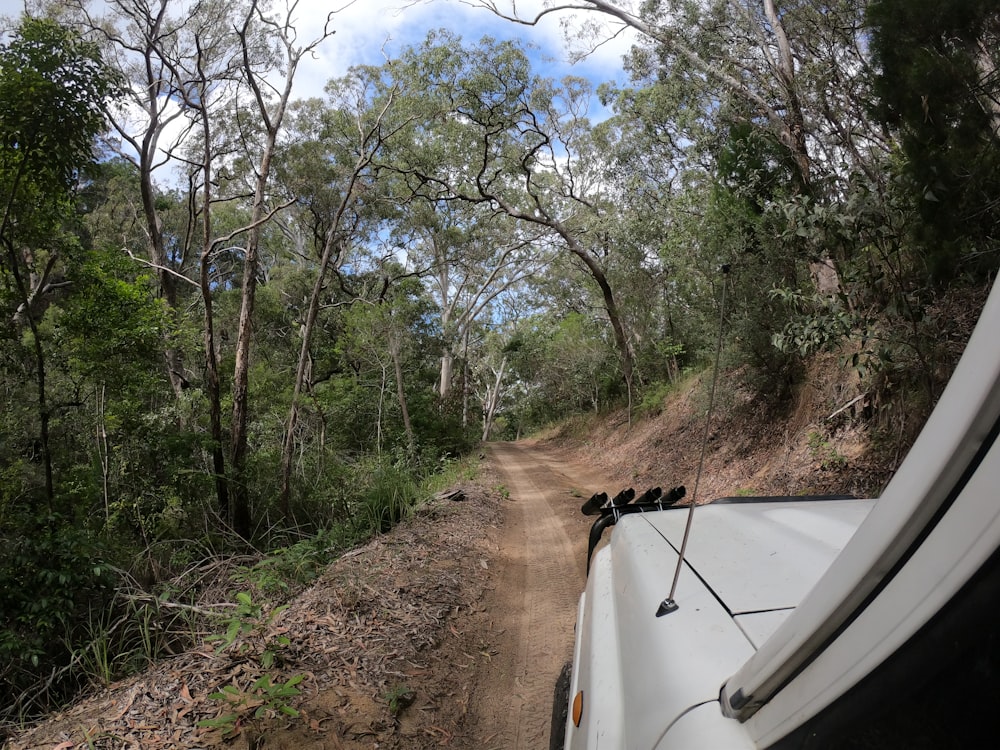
227 0 334 538
473 0 828 188
386 32 638 404
0 17 117 508
69 0 200 399
399 200 546 405
277 69 402 517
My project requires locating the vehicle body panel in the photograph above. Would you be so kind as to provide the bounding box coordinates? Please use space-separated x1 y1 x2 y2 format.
722 279 1000 729
567 499 873 749
653 703 756 750
567 515 758 749
644 500 874 615
745 435 1000 746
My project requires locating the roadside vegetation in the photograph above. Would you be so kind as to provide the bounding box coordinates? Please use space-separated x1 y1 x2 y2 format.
2 0 999 738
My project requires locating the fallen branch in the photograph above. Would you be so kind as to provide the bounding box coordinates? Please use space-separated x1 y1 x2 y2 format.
827 394 866 421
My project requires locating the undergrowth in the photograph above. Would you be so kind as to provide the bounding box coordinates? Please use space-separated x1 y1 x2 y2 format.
0 452 481 733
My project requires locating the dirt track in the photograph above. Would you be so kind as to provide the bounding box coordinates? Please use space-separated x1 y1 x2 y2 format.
467 441 614 749
6 441 621 750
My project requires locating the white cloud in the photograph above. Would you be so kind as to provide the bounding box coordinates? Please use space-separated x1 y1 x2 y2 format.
1 0 638 97
287 0 638 100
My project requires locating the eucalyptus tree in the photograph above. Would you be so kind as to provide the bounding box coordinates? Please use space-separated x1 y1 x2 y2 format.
227 0 335 539
477 1 884 188
61 0 203 399
385 32 638 403
475 329 513 441
475 1 805 186
398 199 550 412
62 0 337 536
275 66 410 517
60 0 241 525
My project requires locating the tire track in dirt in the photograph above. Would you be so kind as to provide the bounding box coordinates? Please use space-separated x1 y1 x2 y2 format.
469 441 614 749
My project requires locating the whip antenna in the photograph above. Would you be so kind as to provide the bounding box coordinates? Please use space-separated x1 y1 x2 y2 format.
657 264 731 617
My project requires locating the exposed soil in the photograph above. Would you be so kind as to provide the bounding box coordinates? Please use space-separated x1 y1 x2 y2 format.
6 369 897 750
6 443 615 750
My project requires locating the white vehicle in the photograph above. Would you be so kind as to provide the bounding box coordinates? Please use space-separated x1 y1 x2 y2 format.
555 279 1000 749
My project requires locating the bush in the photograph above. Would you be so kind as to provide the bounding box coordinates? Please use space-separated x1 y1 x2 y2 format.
0 515 114 715
355 457 420 534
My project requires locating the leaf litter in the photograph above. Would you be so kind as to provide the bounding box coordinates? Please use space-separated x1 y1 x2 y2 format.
8 476 503 750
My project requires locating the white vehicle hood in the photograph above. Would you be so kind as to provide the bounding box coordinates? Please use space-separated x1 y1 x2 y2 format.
642 497 875 646
569 497 874 750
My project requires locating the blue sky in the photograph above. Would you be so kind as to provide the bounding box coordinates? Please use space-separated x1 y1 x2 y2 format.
0 0 638 111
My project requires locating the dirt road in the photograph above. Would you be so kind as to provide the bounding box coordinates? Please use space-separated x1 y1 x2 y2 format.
6 440 621 750
467 441 615 749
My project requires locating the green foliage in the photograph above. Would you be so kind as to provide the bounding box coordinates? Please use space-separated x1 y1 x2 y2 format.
200 592 304 739
0 518 114 709
0 17 119 193
51 251 165 384
807 430 848 471
868 0 1000 281
207 592 291 670
198 673 304 738
421 455 479 495
384 683 416 717
68 589 199 689
769 288 854 358
504 312 620 430
355 456 420 534
636 375 688 418
231 526 358 595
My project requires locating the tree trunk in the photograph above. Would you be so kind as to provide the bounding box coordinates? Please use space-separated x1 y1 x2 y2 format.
199 197 230 531
4 242 54 507
278 91 389 515
230 0 307 539
228 242 257 540
1 156 54 507
390 335 416 455
138 142 189 400
462 327 471 428
481 355 507 441
563 239 634 405
279 234 343 519
439 347 454 400
191 40 230 532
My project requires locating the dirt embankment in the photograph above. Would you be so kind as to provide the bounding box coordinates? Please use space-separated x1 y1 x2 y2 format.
554 360 899 503
8 366 893 750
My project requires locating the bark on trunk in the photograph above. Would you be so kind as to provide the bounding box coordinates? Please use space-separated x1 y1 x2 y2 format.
391 335 416 455
198 175 230 531
481 356 507 442
439 348 454 400
191 39 230 533
230 3 306 538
